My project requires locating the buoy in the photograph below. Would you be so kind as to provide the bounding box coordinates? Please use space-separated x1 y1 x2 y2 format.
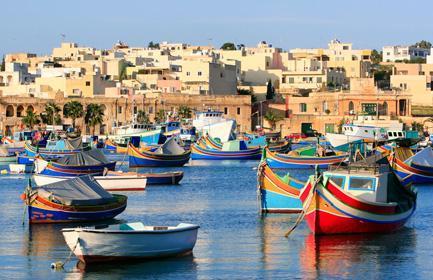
50 261 64 270
1 169 8 175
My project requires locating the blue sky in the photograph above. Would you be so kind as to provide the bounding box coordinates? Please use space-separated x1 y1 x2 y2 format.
2 0 433 56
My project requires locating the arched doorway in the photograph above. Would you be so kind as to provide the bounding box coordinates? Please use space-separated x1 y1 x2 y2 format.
27 105 35 113
6 105 14 117
349 101 354 114
17 105 24 117
382 101 388 116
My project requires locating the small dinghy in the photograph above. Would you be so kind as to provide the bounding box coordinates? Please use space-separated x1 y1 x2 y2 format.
62 222 199 263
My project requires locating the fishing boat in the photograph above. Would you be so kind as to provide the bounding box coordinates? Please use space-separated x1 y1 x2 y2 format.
388 146 433 185
326 124 387 149
264 147 347 169
257 161 305 213
298 164 416 234
62 222 199 263
191 138 261 160
201 134 290 153
34 149 116 176
104 139 117 152
128 138 190 167
108 123 162 145
24 140 89 159
106 170 184 185
21 175 127 223
192 109 236 143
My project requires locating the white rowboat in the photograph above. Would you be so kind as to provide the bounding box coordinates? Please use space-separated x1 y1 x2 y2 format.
33 174 147 191
62 222 199 263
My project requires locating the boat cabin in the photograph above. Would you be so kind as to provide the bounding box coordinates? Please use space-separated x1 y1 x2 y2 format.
342 124 387 141
323 166 390 203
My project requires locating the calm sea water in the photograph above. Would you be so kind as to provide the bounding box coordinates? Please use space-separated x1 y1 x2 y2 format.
1 160 433 279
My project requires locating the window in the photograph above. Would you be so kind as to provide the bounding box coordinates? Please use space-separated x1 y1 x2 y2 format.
300 103 307 112
289 77 294 84
282 77 286 83
328 175 345 188
237 107 241 115
118 106 122 114
85 81 91 86
220 72 224 78
224 107 228 114
349 177 376 191
317 77 322 83
186 72 190 76
149 106 153 114
198 71 202 76
134 106 137 114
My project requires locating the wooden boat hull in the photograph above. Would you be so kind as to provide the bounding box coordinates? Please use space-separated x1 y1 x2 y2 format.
33 174 147 191
191 144 261 160
257 162 304 213
144 172 184 185
389 155 433 185
265 149 346 169
62 224 199 263
300 179 415 235
35 158 116 176
26 194 127 224
25 141 87 158
128 144 190 167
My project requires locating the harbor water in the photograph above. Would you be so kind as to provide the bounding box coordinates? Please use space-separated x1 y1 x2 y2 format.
1 160 432 279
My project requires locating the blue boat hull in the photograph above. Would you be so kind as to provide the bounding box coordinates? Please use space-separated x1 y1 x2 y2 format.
260 189 302 213
191 153 261 160
17 155 35 165
146 173 184 185
129 156 190 167
28 204 126 223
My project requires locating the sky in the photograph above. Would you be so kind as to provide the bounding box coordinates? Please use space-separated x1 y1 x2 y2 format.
2 0 433 56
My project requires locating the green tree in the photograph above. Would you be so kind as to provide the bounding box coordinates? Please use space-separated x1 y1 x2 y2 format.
266 79 275 100
220 42 236 50
0 56 5 71
85 103 105 135
148 41 160 49
264 110 283 131
155 109 166 123
237 88 257 103
63 100 84 129
178 105 192 120
411 121 424 132
136 109 149 124
41 102 61 125
371 49 382 64
412 40 432 49
22 108 40 129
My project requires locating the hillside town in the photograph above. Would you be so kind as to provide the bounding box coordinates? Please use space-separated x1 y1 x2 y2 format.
1 39 433 137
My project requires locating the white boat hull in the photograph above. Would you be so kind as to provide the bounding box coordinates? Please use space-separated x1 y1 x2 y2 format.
33 174 147 191
325 133 368 148
62 223 199 263
194 120 236 143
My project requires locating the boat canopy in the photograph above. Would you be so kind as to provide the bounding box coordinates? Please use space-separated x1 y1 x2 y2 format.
35 175 115 206
155 137 185 155
56 149 111 165
407 147 433 166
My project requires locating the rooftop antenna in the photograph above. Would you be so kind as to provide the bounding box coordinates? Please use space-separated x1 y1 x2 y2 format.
60 34 66 43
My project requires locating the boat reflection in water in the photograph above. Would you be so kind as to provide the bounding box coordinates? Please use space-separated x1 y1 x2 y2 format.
299 228 417 278
68 254 198 279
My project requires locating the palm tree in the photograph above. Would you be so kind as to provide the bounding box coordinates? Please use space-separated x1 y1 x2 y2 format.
63 101 84 130
178 105 192 120
264 111 283 131
41 102 61 125
22 108 40 129
155 109 166 123
85 103 105 135
136 110 149 124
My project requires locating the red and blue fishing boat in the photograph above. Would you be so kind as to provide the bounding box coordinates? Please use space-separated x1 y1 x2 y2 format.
388 146 433 185
264 147 347 169
128 138 190 167
298 164 416 234
25 140 89 159
191 138 261 160
21 176 127 224
34 149 116 176
104 139 117 151
201 135 291 153
257 160 305 213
